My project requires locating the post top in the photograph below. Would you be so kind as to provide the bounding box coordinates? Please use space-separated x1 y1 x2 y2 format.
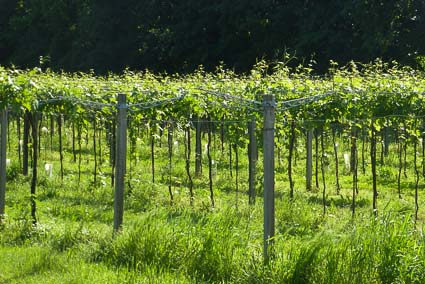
262 94 275 100
117 93 127 107
262 94 276 108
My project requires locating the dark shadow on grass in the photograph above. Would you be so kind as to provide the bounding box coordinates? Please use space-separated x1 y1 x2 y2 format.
39 190 113 215
308 195 370 208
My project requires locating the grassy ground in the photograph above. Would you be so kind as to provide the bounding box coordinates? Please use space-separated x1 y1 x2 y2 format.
1 124 425 283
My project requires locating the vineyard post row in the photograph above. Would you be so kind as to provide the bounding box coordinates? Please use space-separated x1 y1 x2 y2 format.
94 90 276 262
107 93 267 238
0 108 7 222
0 91 318 262
111 91 275 261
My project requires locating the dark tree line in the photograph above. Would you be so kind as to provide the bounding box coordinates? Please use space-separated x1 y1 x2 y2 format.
1 0 424 73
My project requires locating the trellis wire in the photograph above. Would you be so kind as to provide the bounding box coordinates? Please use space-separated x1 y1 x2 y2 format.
4 87 425 263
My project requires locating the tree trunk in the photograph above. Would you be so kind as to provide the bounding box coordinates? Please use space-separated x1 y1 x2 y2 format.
220 116 225 154
403 140 408 178
380 130 384 165
92 117 97 186
314 129 319 188
371 121 378 216
99 122 103 166
207 120 214 207
384 122 390 157
306 129 313 191
78 122 82 184
321 130 326 215
352 126 358 215
17 116 21 167
248 119 257 204
50 115 54 153
229 140 233 178
288 121 295 198
30 113 38 225
185 126 194 205
277 135 282 168
195 118 202 175
397 128 403 199
23 111 31 176
37 114 42 156
58 115 64 181
151 127 155 184
110 119 116 187
72 121 77 163
422 120 425 178
350 126 356 173
234 143 239 209
414 136 419 225
168 123 174 205
361 131 366 174
331 126 340 194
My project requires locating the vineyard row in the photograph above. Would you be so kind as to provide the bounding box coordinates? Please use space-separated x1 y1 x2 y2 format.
1 65 425 260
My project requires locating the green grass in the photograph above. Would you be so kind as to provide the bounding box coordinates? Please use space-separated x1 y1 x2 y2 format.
2 124 425 283
0 246 190 283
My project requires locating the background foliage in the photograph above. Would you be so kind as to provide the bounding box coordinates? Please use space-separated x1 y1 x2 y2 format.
1 0 424 73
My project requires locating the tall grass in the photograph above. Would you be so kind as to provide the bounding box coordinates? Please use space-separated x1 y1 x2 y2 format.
2 182 425 283
2 116 425 283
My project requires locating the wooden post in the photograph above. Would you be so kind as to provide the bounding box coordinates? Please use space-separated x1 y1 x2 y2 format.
167 122 174 204
30 112 38 225
263 94 275 263
195 117 202 175
371 120 377 216
306 129 313 190
23 111 30 176
114 94 127 232
58 114 64 181
0 109 7 221
248 116 257 205
207 118 214 207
